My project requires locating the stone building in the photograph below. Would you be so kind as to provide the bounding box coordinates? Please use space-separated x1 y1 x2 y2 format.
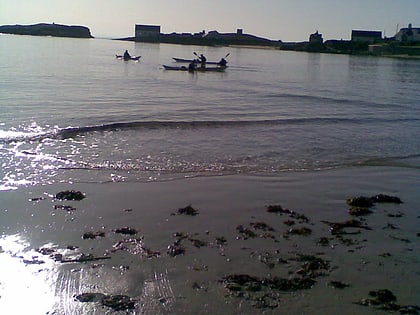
395 24 420 43
135 24 160 41
351 30 382 43
309 31 323 44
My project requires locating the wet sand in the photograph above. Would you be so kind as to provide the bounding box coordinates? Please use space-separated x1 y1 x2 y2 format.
1 166 419 314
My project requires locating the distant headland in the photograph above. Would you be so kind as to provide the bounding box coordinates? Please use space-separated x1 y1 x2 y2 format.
0 23 93 39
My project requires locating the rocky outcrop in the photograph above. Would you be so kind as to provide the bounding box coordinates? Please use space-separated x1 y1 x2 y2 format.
0 23 93 38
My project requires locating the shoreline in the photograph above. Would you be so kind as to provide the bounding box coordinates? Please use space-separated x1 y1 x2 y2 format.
1 166 419 314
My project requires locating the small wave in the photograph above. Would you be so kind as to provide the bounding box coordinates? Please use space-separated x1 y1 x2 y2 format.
357 153 420 169
2 116 419 143
57 117 420 137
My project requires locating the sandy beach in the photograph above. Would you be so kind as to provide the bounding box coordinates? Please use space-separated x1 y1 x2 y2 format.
1 166 419 314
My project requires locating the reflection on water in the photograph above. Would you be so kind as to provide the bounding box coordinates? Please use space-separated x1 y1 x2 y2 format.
0 234 56 314
0 233 178 314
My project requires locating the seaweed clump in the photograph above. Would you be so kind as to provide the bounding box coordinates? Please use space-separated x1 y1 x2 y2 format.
176 205 199 216
321 219 371 235
221 274 315 309
266 205 310 223
114 227 138 235
222 254 330 309
83 231 105 239
355 289 420 314
55 190 85 201
347 194 402 207
76 293 136 311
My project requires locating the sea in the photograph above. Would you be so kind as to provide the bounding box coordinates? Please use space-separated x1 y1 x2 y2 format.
1 34 419 189
1 34 420 315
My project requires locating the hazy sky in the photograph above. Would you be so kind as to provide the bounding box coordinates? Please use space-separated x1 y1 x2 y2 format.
1 0 419 41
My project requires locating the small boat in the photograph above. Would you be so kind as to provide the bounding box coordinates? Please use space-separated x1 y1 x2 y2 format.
163 65 188 71
172 57 220 65
163 65 227 72
115 55 141 61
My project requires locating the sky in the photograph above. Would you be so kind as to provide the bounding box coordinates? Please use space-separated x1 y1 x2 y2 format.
1 0 419 41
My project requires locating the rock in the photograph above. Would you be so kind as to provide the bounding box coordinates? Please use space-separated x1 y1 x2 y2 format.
55 190 85 201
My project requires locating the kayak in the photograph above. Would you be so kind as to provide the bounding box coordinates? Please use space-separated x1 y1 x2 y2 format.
116 55 141 61
172 57 221 65
163 65 227 72
163 65 188 71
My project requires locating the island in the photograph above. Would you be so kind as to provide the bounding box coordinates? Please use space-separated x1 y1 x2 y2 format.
0 23 93 39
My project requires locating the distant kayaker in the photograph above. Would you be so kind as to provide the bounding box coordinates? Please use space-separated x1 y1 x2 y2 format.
123 50 131 60
188 60 196 72
218 58 227 67
199 54 207 68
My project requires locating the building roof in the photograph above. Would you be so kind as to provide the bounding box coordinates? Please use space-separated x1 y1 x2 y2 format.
351 30 382 37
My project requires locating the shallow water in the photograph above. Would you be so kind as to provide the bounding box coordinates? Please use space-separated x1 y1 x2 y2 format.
1 34 420 190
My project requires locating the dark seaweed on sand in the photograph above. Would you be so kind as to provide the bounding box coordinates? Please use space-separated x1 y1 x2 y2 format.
83 231 105 239
347 194 403 208
355 289 420 314
76 293 136 311
55 190 85 201
266 204 310 223
177 205 199 216
114 227 138 235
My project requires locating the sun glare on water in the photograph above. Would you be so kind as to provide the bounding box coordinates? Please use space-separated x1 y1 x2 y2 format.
0 234 57 314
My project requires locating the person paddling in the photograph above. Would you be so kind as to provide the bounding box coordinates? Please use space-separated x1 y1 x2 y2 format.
198 54 207 68
188 60 197 72
218 58 227 67
123 50 131 60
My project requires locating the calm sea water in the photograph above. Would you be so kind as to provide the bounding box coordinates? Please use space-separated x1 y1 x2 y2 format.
1 34 420 190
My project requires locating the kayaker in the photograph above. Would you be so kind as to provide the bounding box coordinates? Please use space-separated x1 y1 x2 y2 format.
123 50 131 60
218 58 227 67
188 60 196 72
199 54 207 68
